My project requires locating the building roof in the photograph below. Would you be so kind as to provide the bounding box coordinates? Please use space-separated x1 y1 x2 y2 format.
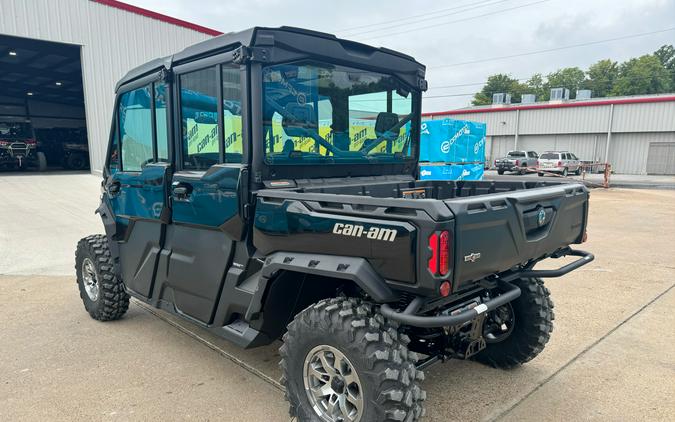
91 0 223 36
423 93 675 117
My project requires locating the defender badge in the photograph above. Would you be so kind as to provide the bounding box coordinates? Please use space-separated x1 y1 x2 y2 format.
537 208 546 226
464 252 481 263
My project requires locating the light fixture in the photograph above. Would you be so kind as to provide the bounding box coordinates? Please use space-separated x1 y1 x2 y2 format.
9 51 17 56
27 92 33 96
55 81 62 86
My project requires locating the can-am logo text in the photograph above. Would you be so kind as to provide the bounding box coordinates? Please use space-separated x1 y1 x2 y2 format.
332 223 397 242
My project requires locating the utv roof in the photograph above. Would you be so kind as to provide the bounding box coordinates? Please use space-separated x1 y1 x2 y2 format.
116 26 425 91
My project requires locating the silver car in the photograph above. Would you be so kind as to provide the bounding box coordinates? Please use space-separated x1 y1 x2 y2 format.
537 151 581 177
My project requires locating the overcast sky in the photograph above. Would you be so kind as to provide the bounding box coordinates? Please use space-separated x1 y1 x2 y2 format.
127 0 675 112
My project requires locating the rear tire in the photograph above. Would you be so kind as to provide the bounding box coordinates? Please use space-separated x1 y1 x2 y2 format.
562 168 568 177
497 169 504 175
280 297 426 421
75 234 129 321
537 172 544 177
474 278 554 369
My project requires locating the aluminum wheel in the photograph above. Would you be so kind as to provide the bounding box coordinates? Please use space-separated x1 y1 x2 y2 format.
303 345 364 422
81 257 99 301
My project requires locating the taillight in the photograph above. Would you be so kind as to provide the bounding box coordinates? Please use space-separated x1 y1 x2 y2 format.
428 230 451 276
439 231 449 276
536 160 540 167
515 160 520 166
25 139 37 145
427 233 438 274
557 161 562 167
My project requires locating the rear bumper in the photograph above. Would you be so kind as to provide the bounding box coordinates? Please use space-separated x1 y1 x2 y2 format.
381 249 594 328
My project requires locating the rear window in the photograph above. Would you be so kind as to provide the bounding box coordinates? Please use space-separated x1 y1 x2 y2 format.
540 153 559 159
507 151 526 157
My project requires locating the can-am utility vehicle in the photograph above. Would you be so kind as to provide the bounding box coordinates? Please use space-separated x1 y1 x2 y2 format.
76 27 593 422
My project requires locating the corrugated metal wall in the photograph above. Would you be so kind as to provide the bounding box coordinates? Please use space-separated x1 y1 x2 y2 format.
0 0 212 173
426 99 675 174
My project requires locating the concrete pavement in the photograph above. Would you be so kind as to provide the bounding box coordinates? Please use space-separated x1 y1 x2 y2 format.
1 173 674 421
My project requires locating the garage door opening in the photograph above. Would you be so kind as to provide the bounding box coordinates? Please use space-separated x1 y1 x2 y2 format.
0 35 88 172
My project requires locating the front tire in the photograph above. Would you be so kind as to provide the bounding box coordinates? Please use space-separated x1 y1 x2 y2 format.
474 278 554 369
75 234 129 321
497 169 504 175
280 297 426 421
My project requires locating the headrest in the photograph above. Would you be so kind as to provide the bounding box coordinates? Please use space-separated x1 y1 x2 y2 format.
375 112 399 137
282 103 317 138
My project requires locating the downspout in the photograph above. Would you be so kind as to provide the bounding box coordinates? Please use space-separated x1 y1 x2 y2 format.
604 104 614 163
514 109 520 150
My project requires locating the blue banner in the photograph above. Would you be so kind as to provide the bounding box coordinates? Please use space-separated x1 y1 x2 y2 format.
420 118 486 164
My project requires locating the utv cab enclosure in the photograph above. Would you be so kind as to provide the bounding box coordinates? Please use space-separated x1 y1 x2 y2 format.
76 26 593 422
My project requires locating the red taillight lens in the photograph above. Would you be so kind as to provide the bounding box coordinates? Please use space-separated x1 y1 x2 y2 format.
428 230 450 276
515 160 520 166
25 139 37 145
439 281 451 297
557 161 562 167
439 231 449 276
427 233 438 274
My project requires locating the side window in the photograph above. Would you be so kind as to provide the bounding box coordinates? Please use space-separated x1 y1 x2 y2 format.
119 86 153 172
180 67 219 170
108 121 119 172
155 82 169 162
222 65 243 163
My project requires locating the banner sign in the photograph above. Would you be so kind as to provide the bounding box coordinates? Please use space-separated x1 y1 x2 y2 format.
420 118 486 164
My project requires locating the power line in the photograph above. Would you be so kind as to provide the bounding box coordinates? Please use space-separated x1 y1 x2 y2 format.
356 0 550 41
428 27 675 69
342 0 512 38
337 0 500 33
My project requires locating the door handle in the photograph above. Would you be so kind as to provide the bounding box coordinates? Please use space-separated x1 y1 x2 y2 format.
172 182 192 197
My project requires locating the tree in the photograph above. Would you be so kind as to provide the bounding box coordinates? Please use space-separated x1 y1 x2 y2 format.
654 44 675 87
472 74 525 105
584 59 618 98
611 54 672 96
545 67 587 98
524 73 547 101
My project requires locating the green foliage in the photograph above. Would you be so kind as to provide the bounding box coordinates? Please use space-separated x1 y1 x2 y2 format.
545 67 586 98
474 45 674 103
585 59 618 98
472 74 527 105
611 55 672 96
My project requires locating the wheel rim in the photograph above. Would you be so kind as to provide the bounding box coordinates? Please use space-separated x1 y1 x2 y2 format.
483 303 515 343
81 258 99 301
303 345 364 422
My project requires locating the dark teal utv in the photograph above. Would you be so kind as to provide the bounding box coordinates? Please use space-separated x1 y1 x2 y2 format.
75 27 593 421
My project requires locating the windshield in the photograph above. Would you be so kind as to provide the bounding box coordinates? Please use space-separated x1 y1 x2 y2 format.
262 62 417 165
0 122 32 139
540 153 559 159
507 151 525 157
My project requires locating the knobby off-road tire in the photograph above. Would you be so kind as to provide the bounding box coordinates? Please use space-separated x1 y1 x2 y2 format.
280 297 426 422
75 234 129 321
474 278 554 369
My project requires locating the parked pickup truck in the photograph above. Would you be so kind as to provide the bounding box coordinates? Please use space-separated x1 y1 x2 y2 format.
495 150 539 175
75 27 593 421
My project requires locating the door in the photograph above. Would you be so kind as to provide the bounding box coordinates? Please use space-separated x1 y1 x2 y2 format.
160 60 248 324
105 81 171 299
647 143 675 175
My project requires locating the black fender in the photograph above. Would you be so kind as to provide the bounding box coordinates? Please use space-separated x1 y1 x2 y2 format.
95 198 121 273
260 252 397 303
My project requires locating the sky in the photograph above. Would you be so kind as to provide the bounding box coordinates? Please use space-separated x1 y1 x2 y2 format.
126 0 675 112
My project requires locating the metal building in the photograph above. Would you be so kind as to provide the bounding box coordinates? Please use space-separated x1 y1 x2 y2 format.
0 0 218 173
423 94 675 175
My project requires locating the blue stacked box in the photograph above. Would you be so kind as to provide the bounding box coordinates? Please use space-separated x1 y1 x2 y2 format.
419 163 484 181
419 118 486 181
